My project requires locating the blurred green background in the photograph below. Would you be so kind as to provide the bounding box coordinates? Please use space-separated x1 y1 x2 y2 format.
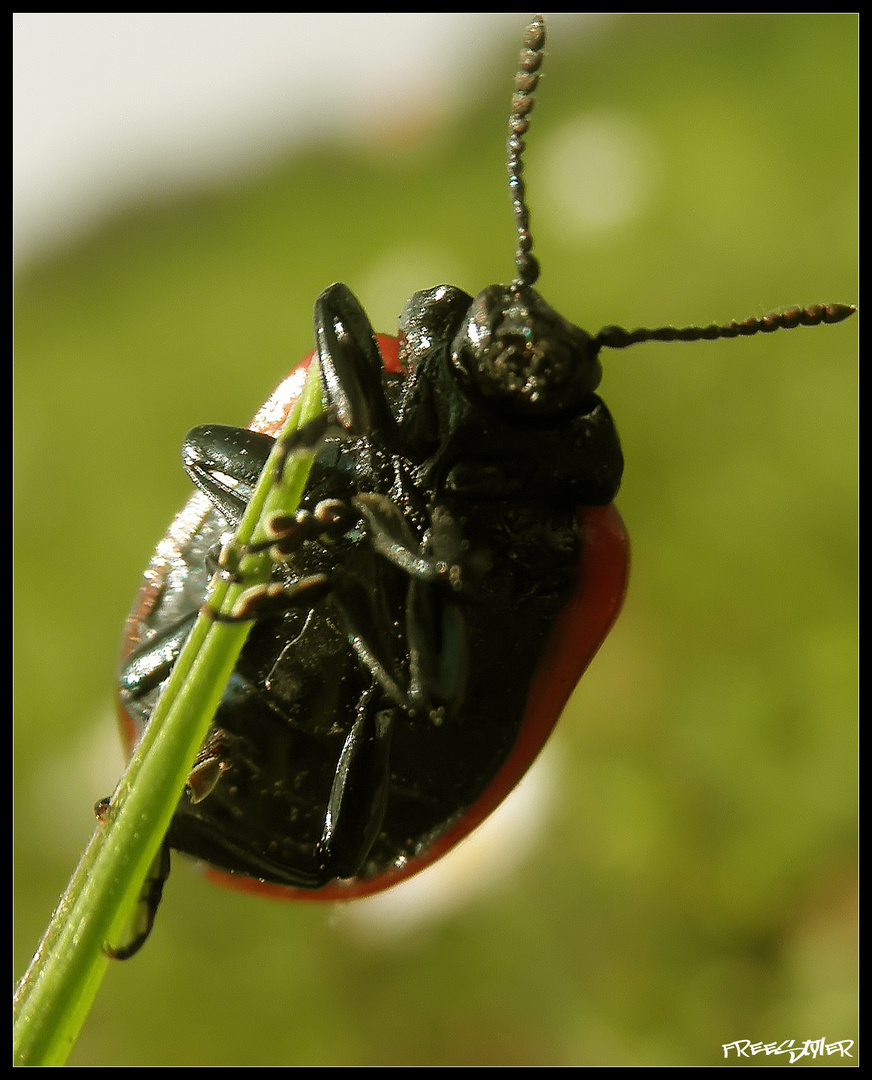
14 14 857 1066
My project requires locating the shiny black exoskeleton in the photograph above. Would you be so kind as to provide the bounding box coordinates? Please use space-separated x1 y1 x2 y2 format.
121 270 624 887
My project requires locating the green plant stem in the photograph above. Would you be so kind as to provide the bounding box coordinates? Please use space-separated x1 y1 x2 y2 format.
13 363 324 1066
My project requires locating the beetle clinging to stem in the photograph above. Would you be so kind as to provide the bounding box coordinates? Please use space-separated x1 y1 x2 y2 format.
109 14 855 958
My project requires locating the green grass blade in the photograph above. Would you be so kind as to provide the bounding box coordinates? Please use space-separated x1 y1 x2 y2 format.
13 363 324 1066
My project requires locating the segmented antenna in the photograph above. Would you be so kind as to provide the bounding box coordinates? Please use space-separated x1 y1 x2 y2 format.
508 15 546 289
595 303 857 351
503 16 856 346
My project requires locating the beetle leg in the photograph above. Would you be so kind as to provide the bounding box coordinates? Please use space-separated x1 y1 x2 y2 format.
119 611 198 702
93 799 173 961
329 573 411 710
257 490 471 714
353 493 457 584
246 498 362 563
185 415 359 526
316 685 395 880
207 481 470 721
406 577 468 717
182 425 276 525
103 840 171 960
351 497 471 714
315 283 398 445
209 573 333 623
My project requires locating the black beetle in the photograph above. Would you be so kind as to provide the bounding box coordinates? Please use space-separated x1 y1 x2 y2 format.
111 15 854 957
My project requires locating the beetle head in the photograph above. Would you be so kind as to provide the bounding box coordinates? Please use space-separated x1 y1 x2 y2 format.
447 18 601 419
451 283 602 418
